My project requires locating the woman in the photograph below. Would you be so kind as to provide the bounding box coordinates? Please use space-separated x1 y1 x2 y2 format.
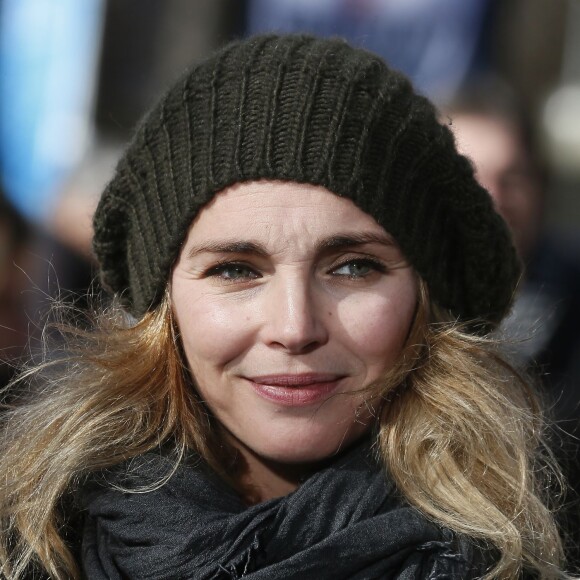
0 35 568 579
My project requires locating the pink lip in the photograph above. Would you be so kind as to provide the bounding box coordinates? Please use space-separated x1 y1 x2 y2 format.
246 374 344 406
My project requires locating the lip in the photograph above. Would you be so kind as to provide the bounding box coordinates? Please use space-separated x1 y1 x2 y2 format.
246 374 344 406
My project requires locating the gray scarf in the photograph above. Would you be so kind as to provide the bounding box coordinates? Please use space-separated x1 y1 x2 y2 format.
79 442 488 579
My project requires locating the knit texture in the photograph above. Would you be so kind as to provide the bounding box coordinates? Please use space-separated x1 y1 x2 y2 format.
93 34 520 327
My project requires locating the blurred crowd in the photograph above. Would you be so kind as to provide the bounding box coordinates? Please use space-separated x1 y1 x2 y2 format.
1 0 579 567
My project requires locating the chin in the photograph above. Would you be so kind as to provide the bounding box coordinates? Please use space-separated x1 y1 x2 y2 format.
246 425 368 466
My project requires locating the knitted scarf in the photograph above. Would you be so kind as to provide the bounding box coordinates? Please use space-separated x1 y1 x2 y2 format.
79 443 487 579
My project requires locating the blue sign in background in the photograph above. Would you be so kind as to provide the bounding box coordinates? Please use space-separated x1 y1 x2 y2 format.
0 0 103 221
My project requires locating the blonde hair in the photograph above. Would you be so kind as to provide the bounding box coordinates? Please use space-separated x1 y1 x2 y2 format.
377 283 565 578
0 285 568 579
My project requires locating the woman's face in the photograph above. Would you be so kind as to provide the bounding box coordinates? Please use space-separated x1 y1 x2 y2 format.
171 181 417 466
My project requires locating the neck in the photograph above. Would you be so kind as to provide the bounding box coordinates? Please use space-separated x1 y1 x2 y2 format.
225 437 336 505
237 451 303 504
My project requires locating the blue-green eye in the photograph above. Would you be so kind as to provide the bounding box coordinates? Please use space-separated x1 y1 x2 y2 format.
206 263 260 281
332 259 386 278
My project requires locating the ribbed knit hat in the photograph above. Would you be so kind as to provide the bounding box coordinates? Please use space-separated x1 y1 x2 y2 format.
93 34 520 328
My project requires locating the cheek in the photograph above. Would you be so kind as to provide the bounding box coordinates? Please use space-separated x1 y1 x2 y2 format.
172 288 255 373
335 289 415 365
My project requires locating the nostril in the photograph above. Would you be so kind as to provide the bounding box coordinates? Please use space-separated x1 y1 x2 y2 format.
269 338 322 355
265 317 329 353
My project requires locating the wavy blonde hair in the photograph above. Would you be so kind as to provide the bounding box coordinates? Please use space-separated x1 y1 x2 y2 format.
0 283 568 579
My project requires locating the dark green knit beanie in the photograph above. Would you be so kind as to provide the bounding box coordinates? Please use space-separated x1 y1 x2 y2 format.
93 34 520 328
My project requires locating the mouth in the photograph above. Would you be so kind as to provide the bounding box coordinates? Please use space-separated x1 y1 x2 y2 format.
246 373 345 406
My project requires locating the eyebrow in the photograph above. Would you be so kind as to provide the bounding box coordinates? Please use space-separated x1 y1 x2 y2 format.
185 232 397 260
318 232 396 251
186 241 269 260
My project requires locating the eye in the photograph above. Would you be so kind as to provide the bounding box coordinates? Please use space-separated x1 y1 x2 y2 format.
205 262 261 281
331 258 386 279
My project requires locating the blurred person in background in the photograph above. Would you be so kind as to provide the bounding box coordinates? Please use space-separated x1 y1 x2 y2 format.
0 182 93 390
0 189 32 389
449 83 580 570
49 143 122 260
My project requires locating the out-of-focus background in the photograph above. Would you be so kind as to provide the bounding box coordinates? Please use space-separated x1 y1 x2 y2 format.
2 0 580 259
1 0 579 565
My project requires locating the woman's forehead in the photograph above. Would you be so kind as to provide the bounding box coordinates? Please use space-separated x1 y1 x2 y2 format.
185 180 393 246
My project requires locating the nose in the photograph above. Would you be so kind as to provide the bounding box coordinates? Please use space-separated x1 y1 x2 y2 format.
260 274 329 354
